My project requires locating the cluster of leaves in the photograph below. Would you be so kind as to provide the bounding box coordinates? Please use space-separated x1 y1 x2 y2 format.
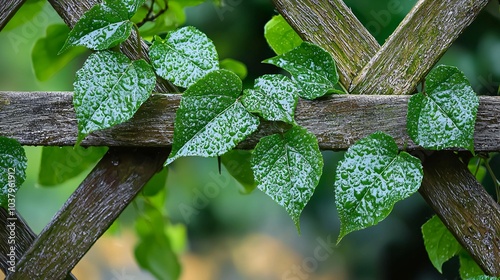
0 1 495 280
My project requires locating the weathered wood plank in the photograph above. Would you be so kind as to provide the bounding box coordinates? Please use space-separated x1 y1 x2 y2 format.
0 209 76 279
0 0 26 31
1 91 499 152
272 0 380 88
349 0 490 95
419 151 500 276
6 147 169 280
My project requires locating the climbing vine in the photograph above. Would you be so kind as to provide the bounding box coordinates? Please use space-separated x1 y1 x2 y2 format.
1 0 496 279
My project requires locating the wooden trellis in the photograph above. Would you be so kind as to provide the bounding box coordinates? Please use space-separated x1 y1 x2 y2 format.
0 0 499 278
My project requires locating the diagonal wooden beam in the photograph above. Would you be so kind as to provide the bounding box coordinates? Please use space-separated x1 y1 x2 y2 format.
349 0 490 95
0 0 26 31
7 147 169 279
272 0 380 89
420 152 500 275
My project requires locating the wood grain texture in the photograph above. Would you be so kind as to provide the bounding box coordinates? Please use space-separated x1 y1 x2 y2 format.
1 91 500 152
0 0 26 31
272 0 380 89
6 147 169 280
349 0 490 95
0 209 76 279
419 151 500 276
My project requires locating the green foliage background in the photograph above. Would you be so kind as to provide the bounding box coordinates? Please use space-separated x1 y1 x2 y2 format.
0 0 499 279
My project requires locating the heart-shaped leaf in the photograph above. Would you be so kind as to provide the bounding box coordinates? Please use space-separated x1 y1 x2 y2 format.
264 42 338 99
251 126 323 231
74 51 155 144
407 65 479 152
60 0 145 53
264 14 303 55
149 26 219 88
334 132 423 242
241 74 299 124
166 70 259 165
422 215 462 273
0 137 27 209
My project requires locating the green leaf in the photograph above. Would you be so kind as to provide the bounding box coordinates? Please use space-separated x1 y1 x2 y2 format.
264 42 339 100
38 146 107 186
251 126 323 231
149 26 219 88
73 51 155 144
220 58 248 80
142 167 168 197
407 65 479 152
166 70 259 165
134 205 180 280
422 215 462 273
0 137 27 209
221 149 256 194
460 251 487 279
334 132 423 242
60 0 145 53
32 24 88 81
264 14 303 55
242 74 299 124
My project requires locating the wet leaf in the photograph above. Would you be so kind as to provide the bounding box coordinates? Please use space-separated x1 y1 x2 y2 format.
407 65 479 152
0 137 27 209
166 70 259 165
251 126 323 231
264 14 303 55
334 132 423 242
73 51 155 144
241 74 299 124
60 0 145 53
264 42 338 99
149 26 219 88
422 215 462 273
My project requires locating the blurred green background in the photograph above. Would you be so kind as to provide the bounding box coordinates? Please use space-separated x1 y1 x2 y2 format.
1 0 499 279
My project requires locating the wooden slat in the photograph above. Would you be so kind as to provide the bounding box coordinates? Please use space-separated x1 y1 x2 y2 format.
349 0 490 95
420 151 500 276
0 209 76 279
1 91 499 151
6 147 169 279
0 0 26 31
272 0 380 89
